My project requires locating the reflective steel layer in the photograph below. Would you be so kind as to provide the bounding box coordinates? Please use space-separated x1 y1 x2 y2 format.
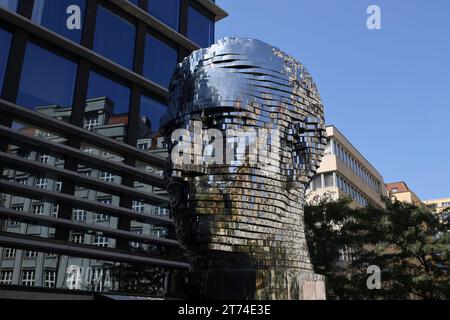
161 37 327 299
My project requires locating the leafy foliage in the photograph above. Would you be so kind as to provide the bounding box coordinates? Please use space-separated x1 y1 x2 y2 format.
304 193 450 300
105 263 168 296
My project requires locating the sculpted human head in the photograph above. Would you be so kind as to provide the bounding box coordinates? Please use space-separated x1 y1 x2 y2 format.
160 37 326 271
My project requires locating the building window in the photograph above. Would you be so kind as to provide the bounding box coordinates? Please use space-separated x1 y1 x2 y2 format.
140 95 167 132
84 116 99 131
25 251 38 259
81 170 92 177
90 268 106 292
99 172 114 183
93 234 108 247
36 130 52 139
96 198 111 221
15 178 28 185
157 137 165 150
153 206 169 217
152 227 167 238
73 209 87 221
143 33 178 88
147 0 180 30
44 270 56 288
132 201 145 212
0 270 13 285
100 150 111 157
0 0 18 11
144 34 178 88
0 27 12 92
21 270 35 287
99 197 111 205
52 204 59 218
87 70 131 116
95 213 110 222
11 204 24 212
130 226 143 248
17 42 77 110
70 233 85 244
55 181 63 192
3 248 16 259
324 173 334 188
187 5 214 48
312 175 322 190
137 141 150 151
36 178 48 189
93 5 136 69
45 252 58 258
32 0 86 43
331 139 336 155
7 219 20 226
83 146 94 154
39 154 50 164
442 202 450 207
324 141 331 155
32 203 44 215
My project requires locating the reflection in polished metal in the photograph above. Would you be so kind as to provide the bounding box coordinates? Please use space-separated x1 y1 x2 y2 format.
161 38 328 300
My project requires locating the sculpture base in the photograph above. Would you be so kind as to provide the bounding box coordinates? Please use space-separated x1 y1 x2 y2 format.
170 269 326 300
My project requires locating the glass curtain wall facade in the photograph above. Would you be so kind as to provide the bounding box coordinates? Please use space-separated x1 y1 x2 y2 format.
0 0 226 297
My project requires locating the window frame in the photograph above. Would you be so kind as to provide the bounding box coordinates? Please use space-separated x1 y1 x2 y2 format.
93 2 138 70
186 0 215 48
32 203 44 215
143 28 179 88
44 270 56 288
3 247 16 259
21 270 36 286
0 270 14 285
17 36 79 110
93 234 108 247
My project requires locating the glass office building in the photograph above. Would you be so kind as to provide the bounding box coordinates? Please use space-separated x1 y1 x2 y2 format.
0 0 227 299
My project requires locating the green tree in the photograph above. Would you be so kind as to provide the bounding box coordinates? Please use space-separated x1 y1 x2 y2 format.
304 194 450 300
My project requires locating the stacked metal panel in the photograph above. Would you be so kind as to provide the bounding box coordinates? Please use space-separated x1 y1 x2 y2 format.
161 37 327 299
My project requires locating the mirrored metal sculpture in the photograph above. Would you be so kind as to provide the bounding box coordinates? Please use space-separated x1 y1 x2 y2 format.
161 37 327 300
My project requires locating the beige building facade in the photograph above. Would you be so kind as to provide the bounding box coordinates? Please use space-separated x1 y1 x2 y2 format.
423 198 450 213
307 126 388 208
386 182 422 206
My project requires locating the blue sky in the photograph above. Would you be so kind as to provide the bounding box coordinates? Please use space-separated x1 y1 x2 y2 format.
215 0 450 200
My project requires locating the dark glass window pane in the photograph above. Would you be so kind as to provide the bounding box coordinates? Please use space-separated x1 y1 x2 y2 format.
87 71 131 116
148 0 180 31
187 6 214 48
32 0 86 44
139 95 167 132
17 42 77 109
127 0 139 6
0 28 11 92
0 0 18 11
93 5 136 69
143 34 177 88
86 72 131 143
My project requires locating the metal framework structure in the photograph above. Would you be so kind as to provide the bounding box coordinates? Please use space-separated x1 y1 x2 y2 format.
0 0 227 296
